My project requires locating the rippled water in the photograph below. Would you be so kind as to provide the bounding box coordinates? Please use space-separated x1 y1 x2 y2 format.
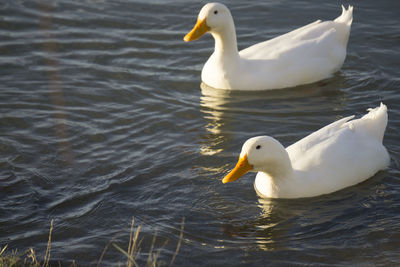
1 0 400 265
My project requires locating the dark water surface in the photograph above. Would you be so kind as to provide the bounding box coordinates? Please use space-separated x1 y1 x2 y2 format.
1 0 400 265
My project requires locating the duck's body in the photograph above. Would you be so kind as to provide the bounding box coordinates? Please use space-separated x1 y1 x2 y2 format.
184 3 353 90
223 104 390 199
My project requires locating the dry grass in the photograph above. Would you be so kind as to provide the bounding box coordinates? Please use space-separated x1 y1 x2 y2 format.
0 217 184 267
97 217 185 267
0 219 59 267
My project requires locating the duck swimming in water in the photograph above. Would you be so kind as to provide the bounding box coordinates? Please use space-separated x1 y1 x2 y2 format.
184 3 353 90
223 104 390 198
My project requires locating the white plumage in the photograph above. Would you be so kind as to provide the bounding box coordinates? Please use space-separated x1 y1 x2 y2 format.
184 3 353 90
223 104 390 198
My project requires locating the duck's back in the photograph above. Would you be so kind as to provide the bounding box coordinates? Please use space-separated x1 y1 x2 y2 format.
285 104 389 195
226 7 353 90
240 6 353 61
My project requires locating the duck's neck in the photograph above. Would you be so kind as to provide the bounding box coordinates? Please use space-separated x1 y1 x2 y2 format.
257 154 295 198
263 158 294 181
210 25 239 60
260 151 294 181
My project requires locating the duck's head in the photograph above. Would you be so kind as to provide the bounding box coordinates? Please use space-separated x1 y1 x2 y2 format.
222 136 290 183
184 3 233 42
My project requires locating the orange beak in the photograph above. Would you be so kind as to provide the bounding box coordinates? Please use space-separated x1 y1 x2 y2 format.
222 154 253 184
183 18 210 42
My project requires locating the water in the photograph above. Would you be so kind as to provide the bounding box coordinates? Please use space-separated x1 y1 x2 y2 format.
1 0 400 265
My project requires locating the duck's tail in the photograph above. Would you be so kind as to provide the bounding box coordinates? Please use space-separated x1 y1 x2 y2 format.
333 5 353 47
354 103 388 142
334 5 353 26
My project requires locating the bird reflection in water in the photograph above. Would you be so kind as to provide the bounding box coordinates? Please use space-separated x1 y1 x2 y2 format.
199 82 234 156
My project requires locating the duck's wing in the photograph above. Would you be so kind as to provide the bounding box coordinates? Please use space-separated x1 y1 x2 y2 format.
240 6 353 61
286 115 354 162
240 20 346 61
287 104 389 174
239 19 323 60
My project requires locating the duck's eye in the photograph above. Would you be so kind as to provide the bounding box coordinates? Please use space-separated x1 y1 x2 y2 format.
256 145 261 150
214 10 218 15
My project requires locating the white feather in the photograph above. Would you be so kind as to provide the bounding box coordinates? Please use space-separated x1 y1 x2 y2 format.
191 3 354 90
241 104 390 198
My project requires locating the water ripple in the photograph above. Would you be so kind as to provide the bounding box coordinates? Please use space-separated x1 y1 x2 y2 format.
0 0 399 265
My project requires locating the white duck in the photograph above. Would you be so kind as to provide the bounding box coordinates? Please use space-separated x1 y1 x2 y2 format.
184 3 353 90
222 104 390 198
